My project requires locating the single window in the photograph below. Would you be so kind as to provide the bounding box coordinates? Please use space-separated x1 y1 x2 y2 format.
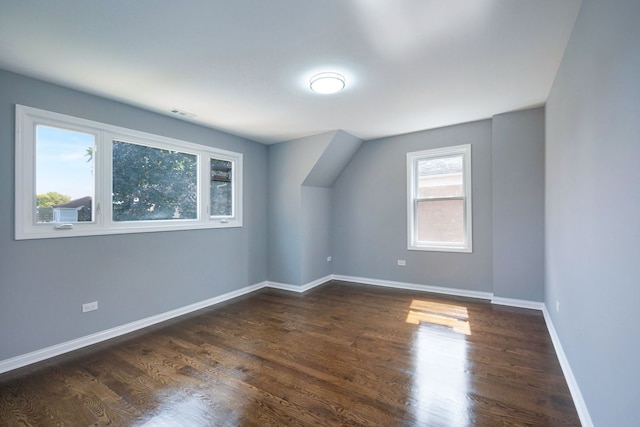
15 105 242 240
407 144 472 252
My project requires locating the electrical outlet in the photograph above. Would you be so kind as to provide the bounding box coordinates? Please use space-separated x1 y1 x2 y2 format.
397 259 406 266
327 256 332 262
82 301 98 313
556 300 560 313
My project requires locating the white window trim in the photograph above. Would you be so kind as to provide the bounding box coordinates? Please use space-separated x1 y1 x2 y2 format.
15 105 243 240
407 144 472 253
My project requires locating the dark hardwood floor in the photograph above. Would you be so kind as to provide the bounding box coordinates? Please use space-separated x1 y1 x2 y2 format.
0 281 580 426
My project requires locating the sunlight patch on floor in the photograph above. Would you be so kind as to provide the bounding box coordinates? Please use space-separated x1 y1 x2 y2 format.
405 299 471 335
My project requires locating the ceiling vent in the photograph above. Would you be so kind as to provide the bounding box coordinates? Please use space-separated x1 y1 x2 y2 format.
170 108 197 119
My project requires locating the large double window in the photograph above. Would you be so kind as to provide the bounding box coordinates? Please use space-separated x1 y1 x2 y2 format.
15 105 242 240
407 144 472 252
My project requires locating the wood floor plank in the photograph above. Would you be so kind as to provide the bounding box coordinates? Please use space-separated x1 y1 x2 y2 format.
0 281 581 426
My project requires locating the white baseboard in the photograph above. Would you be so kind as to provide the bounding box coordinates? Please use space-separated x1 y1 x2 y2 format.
332 274 494 301
0 281 269 375
267 275 331 293
491 296 545 310
542 306 594 427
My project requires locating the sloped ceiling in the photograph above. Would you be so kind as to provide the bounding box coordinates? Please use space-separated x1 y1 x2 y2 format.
303 131 363 188
0 1 582 144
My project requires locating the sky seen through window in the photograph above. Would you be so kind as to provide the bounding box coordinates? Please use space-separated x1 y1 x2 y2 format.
36 125 94 201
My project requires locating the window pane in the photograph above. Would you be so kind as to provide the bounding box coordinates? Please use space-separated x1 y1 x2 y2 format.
35 125 95 223
417 199 465 243
112 141 197 221
418 155 463 198
210 158 232 217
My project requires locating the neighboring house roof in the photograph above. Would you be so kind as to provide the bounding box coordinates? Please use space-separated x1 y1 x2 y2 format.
54 196 92 209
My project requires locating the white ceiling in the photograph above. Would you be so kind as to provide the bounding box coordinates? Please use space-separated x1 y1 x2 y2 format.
0 1 582 144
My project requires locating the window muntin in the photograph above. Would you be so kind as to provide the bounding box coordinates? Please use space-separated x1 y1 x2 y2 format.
16 105 242 240
407 145 472 252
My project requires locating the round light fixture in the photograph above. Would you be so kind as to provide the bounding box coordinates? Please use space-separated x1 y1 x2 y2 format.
309 72 345 94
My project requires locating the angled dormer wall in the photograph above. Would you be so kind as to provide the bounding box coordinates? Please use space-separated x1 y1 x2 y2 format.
267 131 362 286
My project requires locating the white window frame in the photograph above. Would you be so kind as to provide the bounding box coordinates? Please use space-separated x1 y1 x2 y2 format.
15 105 242 240
407 144 472 253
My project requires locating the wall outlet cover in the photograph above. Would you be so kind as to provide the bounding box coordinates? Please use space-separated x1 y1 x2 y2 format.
82 301 98 313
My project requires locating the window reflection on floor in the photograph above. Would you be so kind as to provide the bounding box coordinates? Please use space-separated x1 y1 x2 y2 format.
134 390 232 427
408 299 472 426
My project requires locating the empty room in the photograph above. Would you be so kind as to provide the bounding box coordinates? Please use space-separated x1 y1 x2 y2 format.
0 1 638 426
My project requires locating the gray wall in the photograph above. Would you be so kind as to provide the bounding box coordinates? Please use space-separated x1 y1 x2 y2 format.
0 69 268 361
492 108 545 301
301 186 332 283
545 0 640 425
332 120 495 293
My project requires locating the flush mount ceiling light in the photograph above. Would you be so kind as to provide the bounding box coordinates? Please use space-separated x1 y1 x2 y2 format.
310 72 346 94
